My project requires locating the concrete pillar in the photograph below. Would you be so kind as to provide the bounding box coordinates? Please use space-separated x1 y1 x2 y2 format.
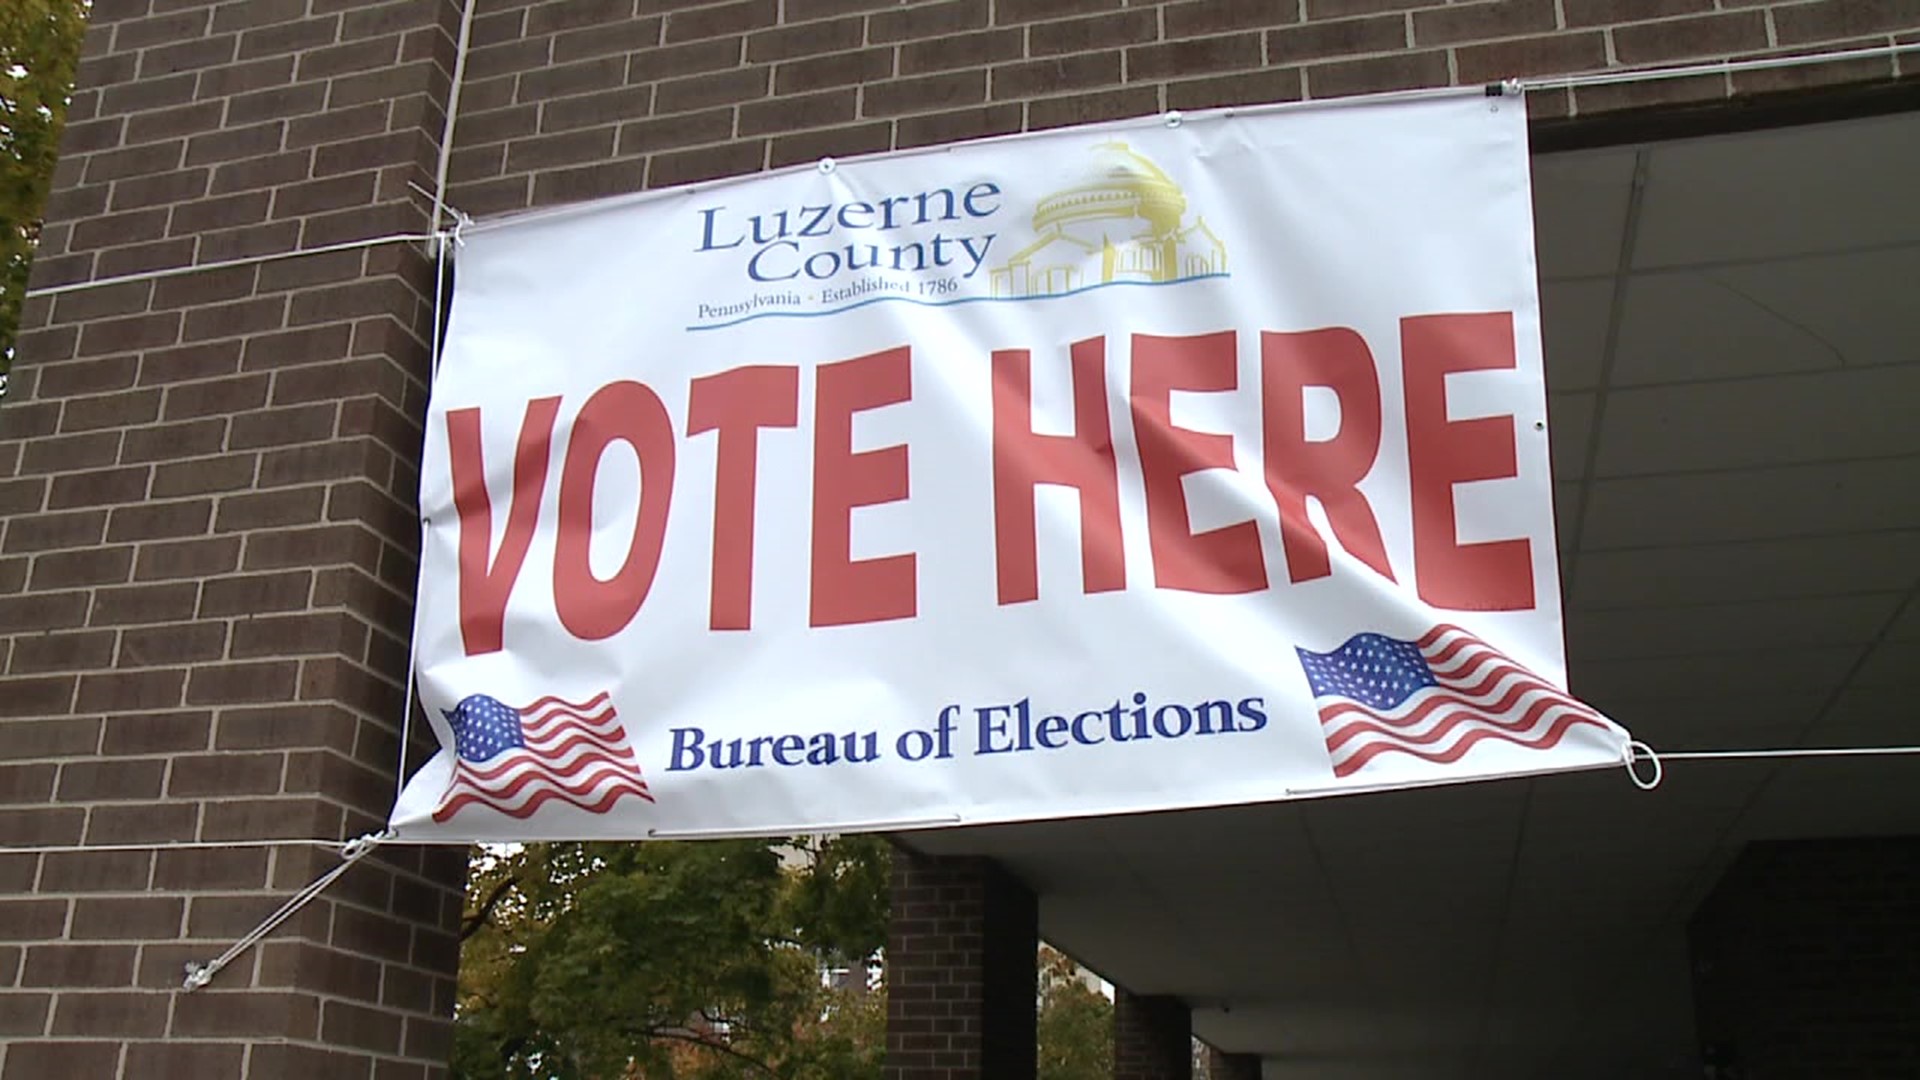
1115 989 1190 1080
1690 837 1920 1077
1207 1048 1262 1080
0 1 466 1076
885 850 1038 1080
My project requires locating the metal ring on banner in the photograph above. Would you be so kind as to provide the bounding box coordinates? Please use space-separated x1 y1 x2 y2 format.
1625 741 1663 791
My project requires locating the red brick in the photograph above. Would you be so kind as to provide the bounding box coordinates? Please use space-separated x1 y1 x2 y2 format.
198 570 314 616
1454 32 1606 83
1613 11 1769 64
11 632 115 682
214 487 326 532
29 546 135 589
1168 66 1305 108
0 598 91 642
0 764 56 804
992 53 1121 100
21 945 137 988
106 499 214 542
1028 86 1159 130
50 992 171 1037
900 28 1024 75
89 582 200 626
47 466 150 510
133 537 242 581
1561 0 1713 27
1033 9 1158 55
864 70 987 117
1128 33 1264 80
1774 0 1920 45
150 454 259 498
186 661 299 705
101 711 213 754
0 1041 122 1079
169 752 284 796
775 47 895 93
75 670 187 714
84 802 195 845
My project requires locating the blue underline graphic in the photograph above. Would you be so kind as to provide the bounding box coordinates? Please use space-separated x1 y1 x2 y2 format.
684 273 1233 332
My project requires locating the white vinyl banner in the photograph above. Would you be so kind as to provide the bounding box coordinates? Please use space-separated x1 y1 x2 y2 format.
390 88 1632 842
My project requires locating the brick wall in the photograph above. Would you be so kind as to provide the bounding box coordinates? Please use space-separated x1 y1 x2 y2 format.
885 850 1038 1080
1690 837 1920 1079
7 1 1920 1078
1 0 468 1077
440 0 1920 219
1114 989 1191 1080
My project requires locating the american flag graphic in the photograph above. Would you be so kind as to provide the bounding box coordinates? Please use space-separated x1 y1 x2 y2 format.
1296 624 1610 778
433 692 654 822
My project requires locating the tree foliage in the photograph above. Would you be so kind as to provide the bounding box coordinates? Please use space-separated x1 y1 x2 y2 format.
0 0 86 399
1037 945 1114 1080
453 836 891 1080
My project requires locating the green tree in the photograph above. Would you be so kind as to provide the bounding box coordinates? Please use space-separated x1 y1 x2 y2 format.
0 0 86 401
1037 945 1114 1080
452 836 890 1080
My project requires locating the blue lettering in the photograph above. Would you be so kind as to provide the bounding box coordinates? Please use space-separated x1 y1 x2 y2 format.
669 727 706 771
772 735 804 766
1035 713 1070 749
1195 699 1233 735
697 207 743 251
1236 696 1268 732
1071 710 1106 746
1152 703 1192 739
976 705 1015 755
747 240 800 281
963 182 1001 218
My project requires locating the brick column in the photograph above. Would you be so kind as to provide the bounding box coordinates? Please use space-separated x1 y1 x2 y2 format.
885 850 1037 1080
1689 837 1920 1077
1115 989 1190 1080
1206 1048 1261 1080
1 1 466 1077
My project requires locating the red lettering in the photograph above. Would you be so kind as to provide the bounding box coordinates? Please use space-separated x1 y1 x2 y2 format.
811 348 916 627
991 338 1126 605
688 366 800 631
449 397 560 656
1261 329 1395 584
553 381 677 640
1130 332 1268 595
1403 312 1534 610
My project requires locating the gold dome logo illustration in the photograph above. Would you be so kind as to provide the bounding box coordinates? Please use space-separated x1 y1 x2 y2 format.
989 141 1227 299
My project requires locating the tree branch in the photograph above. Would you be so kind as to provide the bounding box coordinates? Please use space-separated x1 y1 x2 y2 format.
461 875 519 942
648 1025 784 1080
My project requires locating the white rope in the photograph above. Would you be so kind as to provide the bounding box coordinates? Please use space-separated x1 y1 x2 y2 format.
431 0 479 244
0 838 348 857
393 0 477 802
180 828 397 992
1514 41 1920 93
1624 742 1920 791
23 232 444 300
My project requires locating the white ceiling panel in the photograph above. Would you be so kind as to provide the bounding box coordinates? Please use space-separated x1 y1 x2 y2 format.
1609 271 1844 385
1631 112 1920 269
1572 645 1858 703
1568 532 1920 609
1546 391 1594 480
1567 592 1903 660
1530 148 1637 280
1538 278 1616 391
1594 368 1920 477
1708 246 1920 368
1579 457 1920 548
